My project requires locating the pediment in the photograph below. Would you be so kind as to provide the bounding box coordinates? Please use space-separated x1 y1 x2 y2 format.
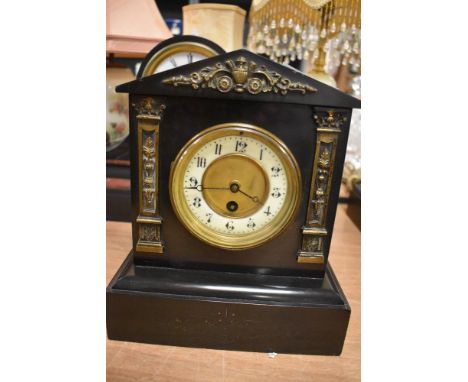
116 49 360 109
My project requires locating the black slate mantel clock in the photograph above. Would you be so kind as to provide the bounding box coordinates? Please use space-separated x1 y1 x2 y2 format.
107 48 361 355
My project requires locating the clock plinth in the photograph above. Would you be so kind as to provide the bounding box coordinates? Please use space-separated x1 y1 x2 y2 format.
107 251 350 355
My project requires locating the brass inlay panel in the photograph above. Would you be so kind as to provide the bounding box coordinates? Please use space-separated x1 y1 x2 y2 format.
298 110 347 264
133 98 166 254
163 56 317 95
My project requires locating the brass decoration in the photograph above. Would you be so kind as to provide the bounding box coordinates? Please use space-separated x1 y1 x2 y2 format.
142 136 156 212
298 110 346 264
134 98 166 254
162 56 317 95
140 223 161 242
132 97 166 117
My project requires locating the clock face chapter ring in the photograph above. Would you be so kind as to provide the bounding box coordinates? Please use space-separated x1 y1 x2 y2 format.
169 123 302 250
137 36 225 78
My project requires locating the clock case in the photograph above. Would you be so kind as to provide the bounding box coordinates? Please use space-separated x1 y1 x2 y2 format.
107 49 361 355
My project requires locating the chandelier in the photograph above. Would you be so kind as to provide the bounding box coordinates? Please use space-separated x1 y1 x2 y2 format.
247 0 360 85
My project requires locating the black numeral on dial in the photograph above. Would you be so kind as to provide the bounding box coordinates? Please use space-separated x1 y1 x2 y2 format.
189 177 198 187
206 213 213 223
271 188 282 198
197 157 207 168
215 144 222 155
271 166 281 177
225 221 235 231
264 206 272 216
247 218 256 229
235 141 247 153
192 197 201 207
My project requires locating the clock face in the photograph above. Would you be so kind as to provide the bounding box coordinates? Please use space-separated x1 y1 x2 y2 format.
139 41 223 78
152 51 207 74
170 123 301 250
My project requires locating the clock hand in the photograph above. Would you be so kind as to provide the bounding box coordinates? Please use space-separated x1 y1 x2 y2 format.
184 185 230 192
238 189 260 203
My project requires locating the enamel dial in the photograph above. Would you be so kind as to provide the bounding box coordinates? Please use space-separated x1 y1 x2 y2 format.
137 38 225 78
150 51 207 74
170 123 301 250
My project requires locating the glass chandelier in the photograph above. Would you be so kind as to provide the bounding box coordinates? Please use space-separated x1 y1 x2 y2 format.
247 0 360 85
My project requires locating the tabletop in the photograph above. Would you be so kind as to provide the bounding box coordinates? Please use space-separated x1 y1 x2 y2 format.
107 204 361 382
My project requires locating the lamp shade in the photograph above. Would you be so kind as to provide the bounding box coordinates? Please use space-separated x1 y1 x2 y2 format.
182 3 246 52
106 0 172 56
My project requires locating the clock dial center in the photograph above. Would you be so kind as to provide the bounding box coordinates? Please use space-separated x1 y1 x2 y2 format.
201 154 269 218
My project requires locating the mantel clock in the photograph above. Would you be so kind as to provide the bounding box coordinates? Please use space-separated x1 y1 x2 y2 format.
107 48 361 355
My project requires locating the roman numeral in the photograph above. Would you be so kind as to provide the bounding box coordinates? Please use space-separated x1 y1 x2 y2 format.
259 149 263 160
215 144 222 155
197 157 207 168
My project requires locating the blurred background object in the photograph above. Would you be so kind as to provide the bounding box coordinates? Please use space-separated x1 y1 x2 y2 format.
343 74 361 229
183 3 246 51
247 0 360 87
106 67 134 152
106 0 172 57
136 35 225 78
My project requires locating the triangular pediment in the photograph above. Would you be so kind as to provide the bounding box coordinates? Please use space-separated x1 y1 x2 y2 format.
116 49 360 109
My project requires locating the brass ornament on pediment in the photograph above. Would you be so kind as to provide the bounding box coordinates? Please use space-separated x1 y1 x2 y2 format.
162 56 317 95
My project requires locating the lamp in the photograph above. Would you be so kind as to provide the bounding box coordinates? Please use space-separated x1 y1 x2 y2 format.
106 0 172 57
247 0 360 86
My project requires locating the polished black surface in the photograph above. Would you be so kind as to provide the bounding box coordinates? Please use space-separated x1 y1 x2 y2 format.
107 252 350 355
113 256 344 307
128 94 351 277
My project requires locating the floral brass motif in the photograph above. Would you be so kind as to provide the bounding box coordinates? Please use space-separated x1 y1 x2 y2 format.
142 136 156 211
140 224 160 242
303 235 322 252
133 97 166 117
162 56 317 95
134 97 165 254
298 110 346 264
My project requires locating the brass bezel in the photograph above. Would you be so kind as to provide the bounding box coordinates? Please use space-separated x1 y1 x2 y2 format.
141 42 220 77
169 123 302 250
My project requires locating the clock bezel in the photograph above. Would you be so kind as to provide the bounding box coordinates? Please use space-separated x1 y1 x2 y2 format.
137 35 225 79
169 123 302 250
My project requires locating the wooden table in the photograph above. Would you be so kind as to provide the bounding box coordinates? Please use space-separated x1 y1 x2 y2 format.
107 204 361 382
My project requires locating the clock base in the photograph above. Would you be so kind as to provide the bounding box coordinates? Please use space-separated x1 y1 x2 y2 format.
107 252 350 355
